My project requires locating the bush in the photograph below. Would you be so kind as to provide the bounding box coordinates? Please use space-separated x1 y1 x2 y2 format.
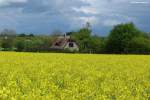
1 39 14 51
15 39 25 52
127 37 150 54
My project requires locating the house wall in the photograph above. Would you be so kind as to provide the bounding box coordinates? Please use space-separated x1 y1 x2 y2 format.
64 42 79 51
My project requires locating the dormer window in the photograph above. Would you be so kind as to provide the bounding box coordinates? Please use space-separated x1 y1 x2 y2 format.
55 42 60 46
69 42 74 47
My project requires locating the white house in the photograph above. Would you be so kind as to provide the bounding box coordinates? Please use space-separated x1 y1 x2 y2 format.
51 35 79 52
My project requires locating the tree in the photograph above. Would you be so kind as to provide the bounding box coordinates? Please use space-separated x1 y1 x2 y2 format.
36 36 52 51
105 22 145 53
85 22 91 29
0 29 16 38
24 38 42 52
18 33 26 37
66 31 75 36
1 38 14 51
28 34 34 37
89 35 105 53
127 37 150 54
72 27 92 53
0 29 17 51
14 38 25 51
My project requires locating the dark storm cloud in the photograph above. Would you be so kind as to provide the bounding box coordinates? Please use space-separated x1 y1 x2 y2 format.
0 0 150 35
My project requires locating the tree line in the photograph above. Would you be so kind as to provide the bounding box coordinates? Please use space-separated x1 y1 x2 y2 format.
0 22 150 54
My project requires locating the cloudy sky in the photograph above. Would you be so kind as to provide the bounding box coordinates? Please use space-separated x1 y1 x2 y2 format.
0 0 150 35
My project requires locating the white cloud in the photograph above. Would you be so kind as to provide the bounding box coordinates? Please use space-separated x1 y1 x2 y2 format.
0 0 27 6
71 16 98 26
72 6 99 14
103 19 121 26
130 1 149 4
0 0 27 3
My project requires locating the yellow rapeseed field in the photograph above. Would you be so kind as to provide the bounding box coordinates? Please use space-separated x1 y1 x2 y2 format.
0 52 150 100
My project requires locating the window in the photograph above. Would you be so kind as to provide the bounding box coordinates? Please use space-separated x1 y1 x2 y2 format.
55 42 60 46
69 42 74 47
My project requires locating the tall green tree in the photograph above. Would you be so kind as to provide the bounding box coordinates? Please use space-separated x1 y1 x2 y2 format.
72 27 92 53
105 22 146 53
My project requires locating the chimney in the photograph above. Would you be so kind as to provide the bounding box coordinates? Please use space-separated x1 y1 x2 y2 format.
64 33 66 38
